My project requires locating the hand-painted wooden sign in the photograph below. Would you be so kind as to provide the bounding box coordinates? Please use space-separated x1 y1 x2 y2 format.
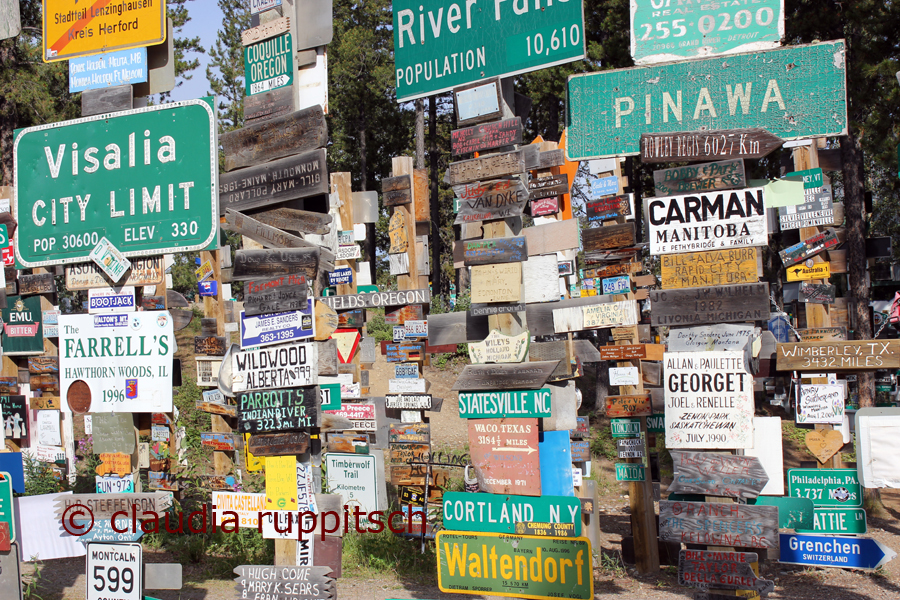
678 550 774 595
28 356 58 374
799 282 836 304
584 262 642 279
599 344 665 361
667 323 758 353
553 299 638 333
648 283 770 327
777 340 900 371
805 429 844 463
233 566 335 600
786 262 831 282
463 237 527 266
797 384 845 425
469 418 541 496
225 209 319 250
661 248 758 289
194 336 227 356
244 86 293 123
582 223 635 252
388 210 409 254
468 329 529 364
448 150 525 186
606 395 651 418
527 174 569 200
390 443 431 465
319 288 430 311
219 149 328 214
54 493 174 520
659 500 779 548
452 361 559 391
390 423 430 444
231 342 318 392
244 280 309 317
653 158 746 197
237 386 318 433
453 178 529 225
246 431 310 456
471 263 521 304
669 451 769 499
647 187 767 255
232 248 320 281
585 194 631 222
382 175 411 206
451 117 523 156
200 432 237 451
220 106 327 172
250 207 333 235
780 228 842 267
458 388 551 419
18 273 56 295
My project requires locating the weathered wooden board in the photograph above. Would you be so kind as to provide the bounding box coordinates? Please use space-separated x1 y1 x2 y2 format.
522 254 560 304
232 248 319 281
237 386 319 432
648 283 770 327
669 451 769 499
241 15 290 45
522 219 580 255
389 442 430 464
385 304 425 324
337 309 365 329
585 194 632 222
194 336 227 356
317 339 339 376
661 248 758 289
448 150 525 185
28 356 58 374
326 433 369 453
390 465 451 487
584 262 642 279
582 223 636 252
678 550 773 595
247 431 310 456
659 500 779 548
653 158 746 197
463 237 527 266
219 149 328 214
606 395 651 418
470 263 521 304
453 178 528 225
427 311 490 346
233 566 334 599
526 295 615 337
18 273 56 295
250 207 333 235
389 423 430 444
529 341 571 381
244 86 294 123
528 174 569 200
640 128 784 163
468 303 525 318
382 175 411 192
599 344 666 361
452 361 559 391
667 324 758 353
451 117 523 156
244 282 309 317
799 282 836 304
796 327 847 342
319 288 430 311
384 187 412 207
388 210 409 253
539 149 565 169
220 106 328 171
54 493 173 519
81 84 132 117
200 432 237 451
469 418 541 496
779 227 843 267
224 209 315 249
777 340 900 371
553 299 638 333
468 329 529 364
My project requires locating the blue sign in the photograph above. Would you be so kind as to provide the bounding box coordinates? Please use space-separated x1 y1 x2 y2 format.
68 48 148 93
768 314 791 343
590 176 618 198
539 430 575 497
72 519 145 545
329 267 353 286
199 281 218 297
780 533 896 570
239 298 315 349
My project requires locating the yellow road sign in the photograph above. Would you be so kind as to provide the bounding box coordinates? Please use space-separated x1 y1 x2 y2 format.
42 0 166 62
786 262 831 282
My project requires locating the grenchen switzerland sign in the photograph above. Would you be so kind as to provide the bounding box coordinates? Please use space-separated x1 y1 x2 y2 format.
14 99 218 268
392 0 585 101
566 40 847 159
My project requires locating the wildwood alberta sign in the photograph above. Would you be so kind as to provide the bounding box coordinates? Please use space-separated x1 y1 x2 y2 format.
392 0 585 102
14 99 218 267
566 40 847 160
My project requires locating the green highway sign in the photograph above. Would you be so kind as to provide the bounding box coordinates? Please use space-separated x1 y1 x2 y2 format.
392 0 585 102
798 508 867 535
245 32 293 96
749 495 814 530
788 468 862 508
442 491 582 535
14 99 218 268
611 418 640 437
0 472 14 542
646 413 664 433
457 388 551 418
630 0 784 65
615 463 644 482
566 40 847 160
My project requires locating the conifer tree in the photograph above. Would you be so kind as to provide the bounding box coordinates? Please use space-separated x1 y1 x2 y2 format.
159 0 205 102
206 0 250 132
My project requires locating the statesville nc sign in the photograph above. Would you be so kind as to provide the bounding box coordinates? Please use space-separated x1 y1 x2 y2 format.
14 99 218 268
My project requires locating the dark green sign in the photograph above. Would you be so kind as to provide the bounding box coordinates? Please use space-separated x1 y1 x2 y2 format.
457 388 551 418
749 495 814 530
442 492 581 535
797 508 867 535
615 463 644 482
788 468 862 508
610 418 640 437
244 32 293 96
1 296 44 355
646 413 664 433
437 531 593 600
14 99 218 267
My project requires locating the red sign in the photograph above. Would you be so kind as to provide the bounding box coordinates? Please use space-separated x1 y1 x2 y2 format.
468 418 541 497
531 197 559 216
2 244 12 267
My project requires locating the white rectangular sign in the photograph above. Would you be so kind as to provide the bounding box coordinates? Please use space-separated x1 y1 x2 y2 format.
388 378 427 394
36 410 61 445
88 286 136 314
59 312 175 413
609 367 640 386
231 342 318 393
86 542 142 600
325 453 380 524
664 351 754 449
647 187 768 255
798 384 845 425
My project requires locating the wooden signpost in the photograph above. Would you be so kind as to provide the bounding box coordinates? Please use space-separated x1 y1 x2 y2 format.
653 158 746 196
582 223 636 252
220 106 328 171
659 501 779 549
678 550 774 595
468 418 541 496
470 263 521 303
669 451 769 499
453 178 529 224
463 237 527 266
648 283 770 327
448 150 525 185
250 207 333 235
224 209 318 249
451 117 523 156
452 361 559 391
639 129 786 163
246 431 311 456
382 175 412 207
606 395 652 418
527 174 569 200
777 340 900 371
660 248 758 289
236 386 319 433
219 149 329 214
232 248 320 281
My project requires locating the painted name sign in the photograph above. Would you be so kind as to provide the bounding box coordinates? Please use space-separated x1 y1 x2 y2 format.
669 451 769 499
659 500 778 549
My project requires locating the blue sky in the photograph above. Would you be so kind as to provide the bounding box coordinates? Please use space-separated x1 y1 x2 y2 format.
171 0 225 102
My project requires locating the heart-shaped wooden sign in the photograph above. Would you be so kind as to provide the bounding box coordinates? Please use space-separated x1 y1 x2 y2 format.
805 430 844 463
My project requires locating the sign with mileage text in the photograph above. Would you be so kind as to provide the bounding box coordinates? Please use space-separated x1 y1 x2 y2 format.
392 0 585 102
14 99 218 268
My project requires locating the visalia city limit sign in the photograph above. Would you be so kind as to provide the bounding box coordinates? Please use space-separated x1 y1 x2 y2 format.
14 99 217 268
565 40 847 160
392 0 585 102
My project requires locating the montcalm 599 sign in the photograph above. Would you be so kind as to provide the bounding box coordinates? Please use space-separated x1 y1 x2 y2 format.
14 99 218 268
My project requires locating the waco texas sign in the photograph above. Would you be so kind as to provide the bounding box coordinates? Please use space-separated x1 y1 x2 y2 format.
14 99 218 267
566 40 847 159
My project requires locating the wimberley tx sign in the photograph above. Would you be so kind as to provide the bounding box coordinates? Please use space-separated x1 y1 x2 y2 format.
14 99 218 267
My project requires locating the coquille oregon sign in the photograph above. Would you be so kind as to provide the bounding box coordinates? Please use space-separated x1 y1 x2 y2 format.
392 0 585 101
14 99 218 268
244 32 293 96
42 0 166 62
565 40 847 159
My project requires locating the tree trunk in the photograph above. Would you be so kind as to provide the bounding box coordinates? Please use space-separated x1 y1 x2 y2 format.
415 98 425 169
429 96 442 298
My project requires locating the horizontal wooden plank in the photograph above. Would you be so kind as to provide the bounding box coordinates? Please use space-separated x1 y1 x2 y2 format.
224 209 316 249
463 237 527 266
648 283 770 327
319 288 430 311
599 344 665 361
585 194 631 222
452 361 559 391
231 248 320 281
526 295 617 337
528 174 569 200
220 106 327 171
640 128 783 163
653 158 746 197
661 248 758 289
448 150 525 185
194 336 227 356
250 207 332 235
241 15 290 45
382 175 411 192
219 149 329 215
453 178 528 225
244 86 294 124
244 283 309 317
522 219 580 255
427 311 490 346
582 223 636 252
81 84 132 117
451 117 523 156
777 340 900 371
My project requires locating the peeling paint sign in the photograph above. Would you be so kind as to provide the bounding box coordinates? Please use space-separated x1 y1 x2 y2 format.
566 40 847 160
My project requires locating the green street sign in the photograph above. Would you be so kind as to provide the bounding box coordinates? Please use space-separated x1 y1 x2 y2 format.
630 0 784 65
437 531 593 600
392 0 585 102
442 491 581 535
646 413 664 433
615 463 644 482
566 40 847 160
0 225 7 247
0 471 15 542
357 285 379 294
788 468 862 508
245 32 293 96
748 495 814 530
320 383 341 411
458 388 551 419
610 418 640 437
14 99 218 268
798 508 867 535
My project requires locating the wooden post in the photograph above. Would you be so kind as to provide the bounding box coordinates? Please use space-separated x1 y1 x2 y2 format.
391 157 420 291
